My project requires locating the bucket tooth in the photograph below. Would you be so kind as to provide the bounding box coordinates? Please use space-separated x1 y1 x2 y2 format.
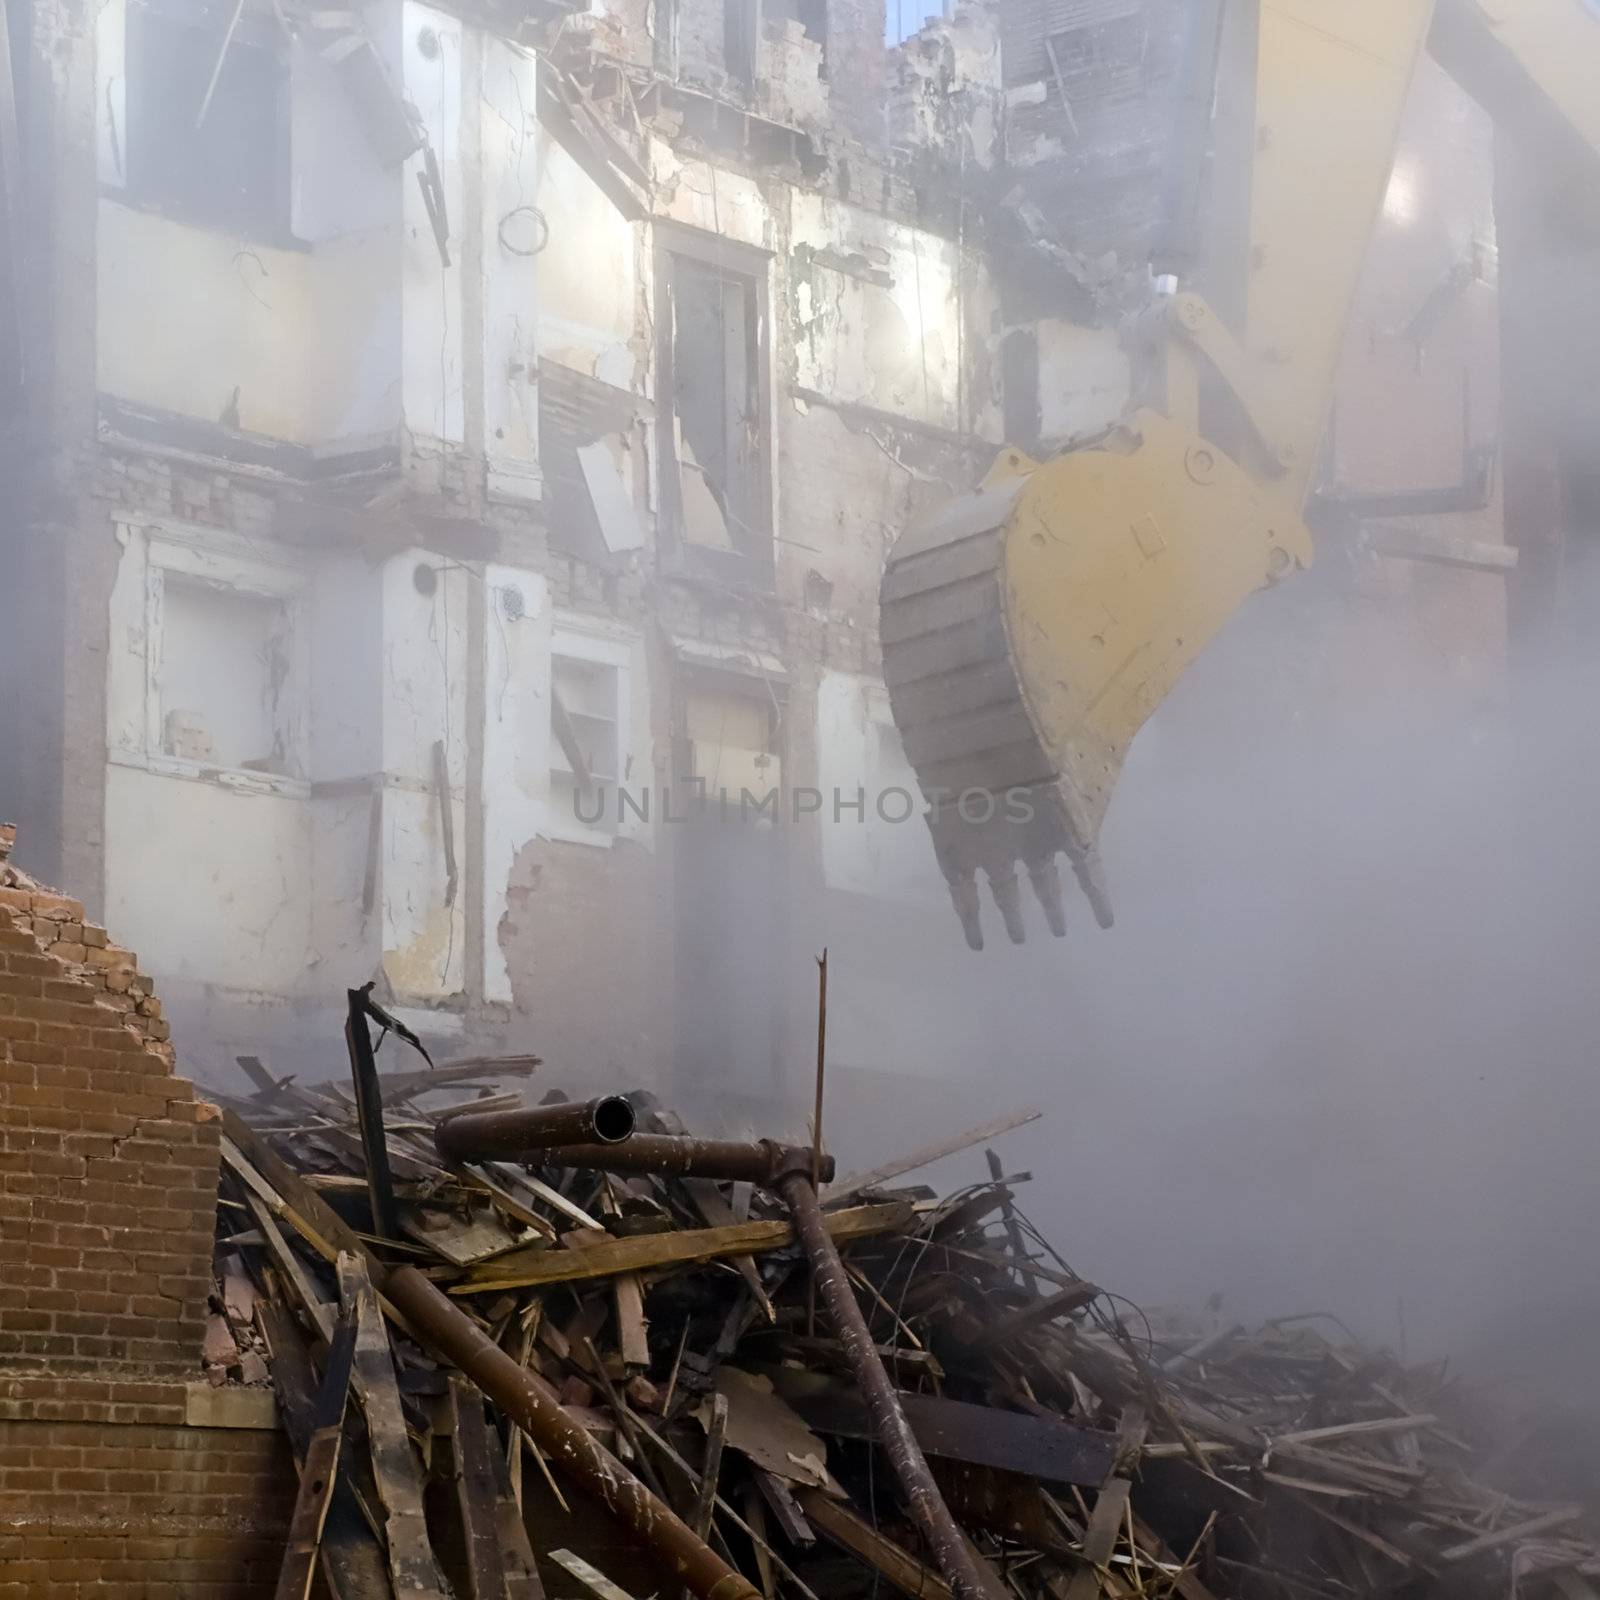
988 866 1028 945
948 872 984 951
1026 856 1068 938
1068 846 1115 931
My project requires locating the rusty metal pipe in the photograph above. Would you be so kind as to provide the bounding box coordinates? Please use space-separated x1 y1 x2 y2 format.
434 1095 637 1162
510 1133 834 1188
775 1172 996 1600
385 1265 759 1600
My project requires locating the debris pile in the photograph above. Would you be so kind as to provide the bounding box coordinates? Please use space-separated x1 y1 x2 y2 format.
204 999 1600 1600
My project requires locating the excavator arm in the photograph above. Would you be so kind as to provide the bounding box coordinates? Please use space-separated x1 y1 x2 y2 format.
881 0 1600 951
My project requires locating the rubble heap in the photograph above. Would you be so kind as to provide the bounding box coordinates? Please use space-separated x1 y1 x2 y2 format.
201 1006 1600 1600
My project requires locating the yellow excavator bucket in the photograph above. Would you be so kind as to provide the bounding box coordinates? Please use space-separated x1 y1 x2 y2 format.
880 411 1313 949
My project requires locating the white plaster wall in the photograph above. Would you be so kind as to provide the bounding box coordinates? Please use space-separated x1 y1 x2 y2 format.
401 2 466 448
653 144 773 250
379 550 470 999
481 38 542 502
815 670 943 908
103 523 318 996
536 136 640 386
308 552 386 982
97 201 402 446
104 765 316 993
481 565 551 1004
290 29 402 243
1035 320 1132 444
790 193 992 434
93 0 403 446
95 0 125 190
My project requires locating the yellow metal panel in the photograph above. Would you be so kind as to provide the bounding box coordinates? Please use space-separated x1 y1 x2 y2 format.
1244 0 1436 517
999 412 1313 846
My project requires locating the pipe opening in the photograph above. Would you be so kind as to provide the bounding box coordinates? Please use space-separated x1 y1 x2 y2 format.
590 1094 637 1144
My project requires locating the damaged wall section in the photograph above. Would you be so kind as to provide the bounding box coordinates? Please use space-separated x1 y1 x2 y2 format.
0 832 292 1594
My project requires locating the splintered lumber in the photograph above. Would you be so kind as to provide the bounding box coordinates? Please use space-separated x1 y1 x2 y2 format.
1272 1413 1439 1448
795 1489 955 1600
454 1201 914 1293
823 1107 1042 1205
338 1256 450 1600
273 1304 358 1600
207 1047 1600 1600
1441 1507 1585 1562
383 1266 761 1600
222 1113 372 1268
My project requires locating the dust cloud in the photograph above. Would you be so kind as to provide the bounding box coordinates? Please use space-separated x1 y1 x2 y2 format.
812 544 1600 1406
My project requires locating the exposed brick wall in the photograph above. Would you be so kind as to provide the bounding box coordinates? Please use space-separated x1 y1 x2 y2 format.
0 1377 292 1600
0 841 292 1593
0 883 215 1371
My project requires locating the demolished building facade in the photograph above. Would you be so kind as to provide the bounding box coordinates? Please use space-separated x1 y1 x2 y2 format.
0 0 1513 1111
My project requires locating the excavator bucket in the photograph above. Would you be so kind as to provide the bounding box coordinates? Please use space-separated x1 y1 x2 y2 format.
880 410 1313 949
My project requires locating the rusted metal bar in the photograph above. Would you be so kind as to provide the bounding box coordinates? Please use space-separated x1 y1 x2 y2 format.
775 1172 995 1600
345 988 399 1240
471 1131 834 1188
385 1265 760 1600
435 1096 637 1162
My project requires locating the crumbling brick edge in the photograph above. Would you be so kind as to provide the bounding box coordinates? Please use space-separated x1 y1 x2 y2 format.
0 825 293 1597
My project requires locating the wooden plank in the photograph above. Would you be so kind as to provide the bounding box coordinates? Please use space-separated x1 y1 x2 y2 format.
222 1112 373 1268
453 1165 558 1240
1273 1414 1438 1449
274 1306 359 1600
753 1469 814 1547
1441 1506 1583 1562
613 1271 651 1369
240 1190 337 1345
486 1397 545 1600
495 1165 605 1232
258 1302 394 1600
337 1254 450 1599
548 1552 636 1600
745 1485 777 1600
446 1379 508 1600
455 1202 914 1294
966 1280 1100 1351
690 1392 729 1540
1079 1478 1131 1568
824 1109 1042 1206
785 1387 1118 1488
795 1490 954 1600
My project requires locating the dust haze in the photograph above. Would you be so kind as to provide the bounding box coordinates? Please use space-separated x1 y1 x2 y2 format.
810 544 1600 1402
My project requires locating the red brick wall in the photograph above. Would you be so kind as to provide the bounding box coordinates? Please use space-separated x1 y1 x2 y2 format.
0 867 292 1593
0 1377 292 1600
0 887 216 1370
